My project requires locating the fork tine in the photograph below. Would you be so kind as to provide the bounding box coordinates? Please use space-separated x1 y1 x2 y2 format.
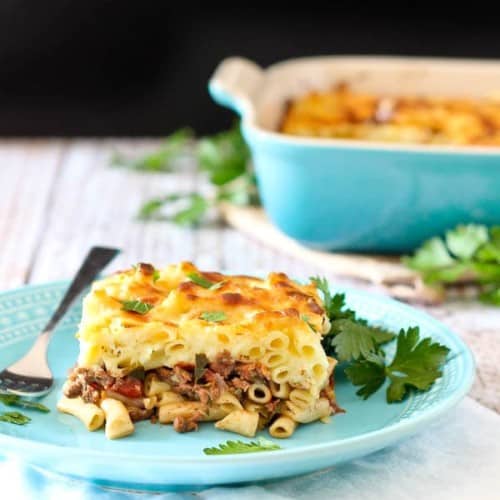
0 370 52 396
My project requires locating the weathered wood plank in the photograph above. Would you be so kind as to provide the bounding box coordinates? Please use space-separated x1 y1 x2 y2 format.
0 140 66 288
27 139 201 281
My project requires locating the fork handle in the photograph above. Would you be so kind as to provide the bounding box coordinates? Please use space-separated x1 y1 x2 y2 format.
41 246 120 336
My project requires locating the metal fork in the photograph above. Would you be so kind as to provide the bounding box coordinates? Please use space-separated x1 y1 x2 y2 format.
0 246 120 397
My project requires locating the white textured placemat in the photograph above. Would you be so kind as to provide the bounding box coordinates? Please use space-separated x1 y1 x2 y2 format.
2 397 499 500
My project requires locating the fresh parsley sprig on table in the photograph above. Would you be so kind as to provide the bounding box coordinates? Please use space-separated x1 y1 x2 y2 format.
203 437 281 455
111 128 194 172
404 224 500 305
312 277 450 403
138 193 210 225
113 124 257 226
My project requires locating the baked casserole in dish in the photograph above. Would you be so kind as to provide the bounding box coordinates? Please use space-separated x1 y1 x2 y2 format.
209 56 500 252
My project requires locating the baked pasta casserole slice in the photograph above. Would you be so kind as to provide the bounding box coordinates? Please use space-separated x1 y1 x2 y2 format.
58 262 341 439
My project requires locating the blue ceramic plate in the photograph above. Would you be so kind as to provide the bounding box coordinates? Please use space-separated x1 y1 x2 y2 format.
0 281 474 491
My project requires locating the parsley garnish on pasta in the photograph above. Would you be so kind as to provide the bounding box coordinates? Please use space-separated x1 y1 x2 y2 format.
121 300 154 315
200 311 227 322
187 272 225 290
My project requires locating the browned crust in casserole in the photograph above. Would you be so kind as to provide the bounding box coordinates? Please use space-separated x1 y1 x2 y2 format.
280 84 500 146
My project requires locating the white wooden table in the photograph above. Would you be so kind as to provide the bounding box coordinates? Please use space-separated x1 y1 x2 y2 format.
1 139 499 413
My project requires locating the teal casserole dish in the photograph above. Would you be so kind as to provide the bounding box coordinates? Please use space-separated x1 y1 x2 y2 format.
209 56 500 253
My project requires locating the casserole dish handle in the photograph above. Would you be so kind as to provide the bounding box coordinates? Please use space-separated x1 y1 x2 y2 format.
209 57 263 118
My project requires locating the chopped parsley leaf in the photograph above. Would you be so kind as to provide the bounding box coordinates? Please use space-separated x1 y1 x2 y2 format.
200 311 227 322
122 300 154 315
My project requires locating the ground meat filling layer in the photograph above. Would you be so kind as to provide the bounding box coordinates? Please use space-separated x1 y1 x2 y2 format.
63 350 338 431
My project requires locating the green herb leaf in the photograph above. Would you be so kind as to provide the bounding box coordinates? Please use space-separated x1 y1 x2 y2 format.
197 125 250 186
0 394 49 413
310 277 356 321
215 172 260 207
138 197 172 219
152 270 161 283
200 311 227 322
313 275 448 403
111 128 193 172
345 327 450 402
479 287 500 305
421 262 473 284
472 262 500 283
386 327 450 402
187 272 215 288
312 276 395 359
403 237 456 272
403 224 500 290
476 242 500 264
187 273 225 290
328 319 395 362
344 354 386 399
121 124 255 227
122 300 154 315
194 353 209 383
203 437 281 455
445 224 489 260
171 194 210 226
138 193 210 226
0 411 31 425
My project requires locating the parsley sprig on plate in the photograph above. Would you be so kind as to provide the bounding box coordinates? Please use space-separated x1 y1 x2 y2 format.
345 327 450 401
0 411 31 425
311 277 395 362
0 394 49 413
404 224 500 305
203 437 281 455
0 394 50 426
113 124 258 226
312 277 450 403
